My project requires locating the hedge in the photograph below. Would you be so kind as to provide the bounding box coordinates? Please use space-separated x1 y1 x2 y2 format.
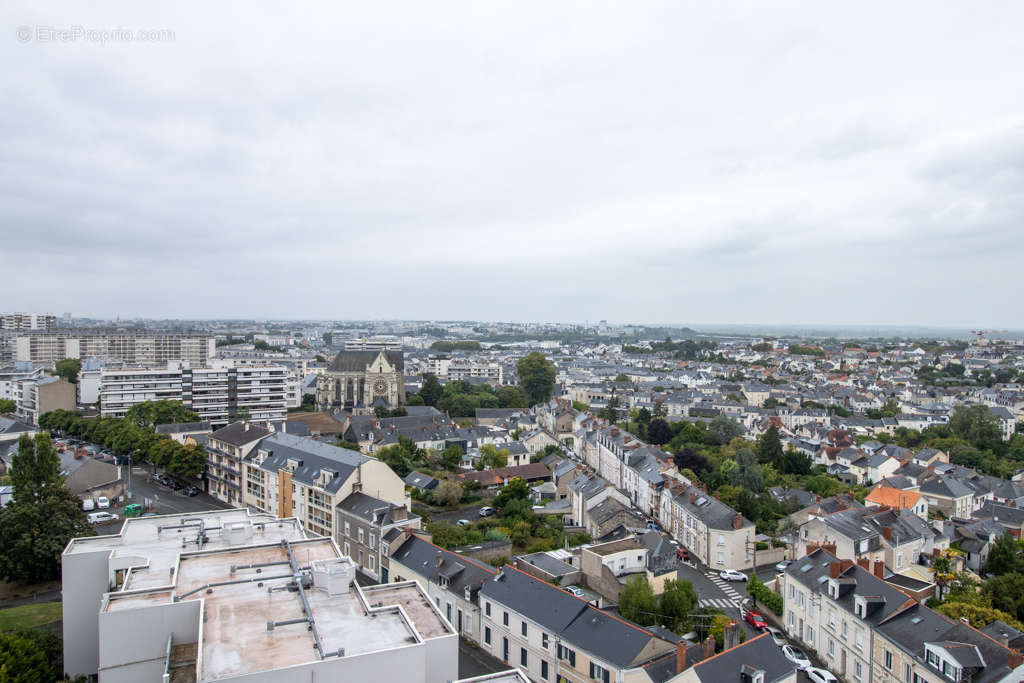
747 577 783 615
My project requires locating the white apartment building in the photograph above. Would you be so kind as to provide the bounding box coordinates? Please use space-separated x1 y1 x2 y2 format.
99 360 287 425
0 362 46 401
15 329 215 365
1 312 56 331
62 509 458 682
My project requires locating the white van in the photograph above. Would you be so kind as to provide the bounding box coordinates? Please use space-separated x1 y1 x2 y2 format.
82 498 95 512
97 496 110 509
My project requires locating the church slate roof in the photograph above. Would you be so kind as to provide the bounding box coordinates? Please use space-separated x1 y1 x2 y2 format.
326 350 404 372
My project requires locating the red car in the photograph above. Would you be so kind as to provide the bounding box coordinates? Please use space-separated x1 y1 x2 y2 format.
744 609 767 630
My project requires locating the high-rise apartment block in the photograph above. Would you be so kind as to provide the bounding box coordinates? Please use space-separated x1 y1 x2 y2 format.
14 329 215 366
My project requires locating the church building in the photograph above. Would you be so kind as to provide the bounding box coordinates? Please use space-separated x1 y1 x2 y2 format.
316 349 405 415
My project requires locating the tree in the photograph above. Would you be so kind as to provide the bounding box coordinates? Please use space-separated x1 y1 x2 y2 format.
985 533 1024 576
497 385 530 409
493 477 531 511
54 357 82 384
949 404 1003 452
0 398 15 413
599 395 621 422
708 415 744 445
0 629 61 683
982 573 1024 622
419 374 443 407
10 434 61 503
478 443 509 470
406 393 425 406
936 601 1024 631
0 479 93 582
648 418 671 445
658 579 698 631
781 448 812 475
433 480 464 507
517 352 556 406
442 444 464 470
757 426 784 468
124 400 200 429
619 575 658 626
931 553 954 599
730 448 764 492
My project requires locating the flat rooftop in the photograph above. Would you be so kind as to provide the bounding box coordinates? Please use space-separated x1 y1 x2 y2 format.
105 538 453 680
65 509 306 592
586 537 644 556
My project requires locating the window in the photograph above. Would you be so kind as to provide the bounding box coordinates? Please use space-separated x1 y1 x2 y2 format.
368 555 375 571
485 602 491 617
485 627 491 645
855 630 863 652
855 661 862 680
841 620 848 639
541 660 549 680
717 533 725 546
897 552 903 568
590 662 610 683
522 621 528 637
343 542 350 557
828 639 835 656
447 603 452 622
503 611 509 626
542 632 549 649
344 521 350 537
904 663 911 683
369 534 376 550
885 650 893 670
558 645 576 667
466 615 472 633
805 626 815 646
788 610 796 628
789 584 796 599
717 551 724 565
358 528 365 544
521 648 528 667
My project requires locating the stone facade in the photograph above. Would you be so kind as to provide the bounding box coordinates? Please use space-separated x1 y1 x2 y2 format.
316 350 405 415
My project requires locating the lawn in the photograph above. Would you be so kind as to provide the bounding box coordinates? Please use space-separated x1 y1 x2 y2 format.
0 602 63 631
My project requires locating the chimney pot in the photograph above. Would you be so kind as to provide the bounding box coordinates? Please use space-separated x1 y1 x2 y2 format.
435 550 443 568
733 513 743 530
689 491 697 504
676 641 687 675
702 635 715 660
1008 649 1023 670
881 527 893 541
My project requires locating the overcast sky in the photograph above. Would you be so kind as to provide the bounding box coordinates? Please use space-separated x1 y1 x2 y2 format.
2 2 1022 327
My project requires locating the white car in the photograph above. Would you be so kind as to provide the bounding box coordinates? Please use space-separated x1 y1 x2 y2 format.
564 586 584 598
479 506 494 517
806 668 838 683
719 569 748 582
776 560 792 572
82 498 95 512
87 512 119 524
765 626 787 647
97 496 110 509
782 644 811 670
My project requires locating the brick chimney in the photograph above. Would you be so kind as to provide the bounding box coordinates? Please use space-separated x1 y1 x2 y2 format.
733 514 743 530
435 550 443 568
392 505 408 522
840 559 854 574
857 557 870 571
676 641 687 674
702 634 715 661
873 560 885 579
881 527 893 542
689 491 697 504
724 620 740 650
815 494 822 503
830 562 842 579
1009 650 1023 670
822 542 837 556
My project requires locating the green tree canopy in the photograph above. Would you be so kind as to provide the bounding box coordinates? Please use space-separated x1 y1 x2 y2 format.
647 418 671 445
53 357 82 384
419 374 443 407
619 575 658 626
985 533 1024 576
0 398 16 414
707 415 744 445
757 425 784 468
493 477 531 511
658 579 698 631
0 629 61 683
516 352 556 406
10 434 61 503
123 400 200 429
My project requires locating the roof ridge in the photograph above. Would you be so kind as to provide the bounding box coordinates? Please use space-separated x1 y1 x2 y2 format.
693 631 770 668
416 535 496 575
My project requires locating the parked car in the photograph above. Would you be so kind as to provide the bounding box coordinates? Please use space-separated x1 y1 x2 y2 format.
646 521 659 530
782 645 811 670
776 560 792 572
765 626 787 647
96 496 110 509
87 512 119 524
676 546 689 561
478 506 494 517
82 498 95 512
183 486 199 497
806 668 839 683
564 586 584 598
456 519 470 526
743 609 767 630
719 569 748 582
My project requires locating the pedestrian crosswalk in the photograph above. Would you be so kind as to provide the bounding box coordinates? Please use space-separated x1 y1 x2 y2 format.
698 597 739 610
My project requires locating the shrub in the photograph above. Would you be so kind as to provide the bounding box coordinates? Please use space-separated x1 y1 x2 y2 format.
748 577 783 615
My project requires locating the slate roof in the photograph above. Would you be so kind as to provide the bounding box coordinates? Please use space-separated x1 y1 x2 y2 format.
391 533 494 601
210 421 272 446
326 349 404 372
685 632 796 683
336 491 413 525
404 471 439 490
481 566 674 668
920 477 974 499
255 432 368 494
0 416 34 436
517 552 577 577
673 486 752 531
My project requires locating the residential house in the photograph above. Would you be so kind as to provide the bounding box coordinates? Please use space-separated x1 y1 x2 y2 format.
664 486 755 571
